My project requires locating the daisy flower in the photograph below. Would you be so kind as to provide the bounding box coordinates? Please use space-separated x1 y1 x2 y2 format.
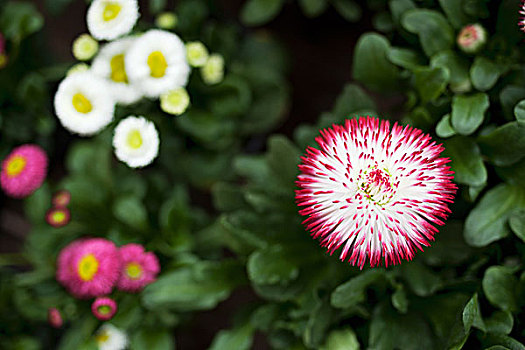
117 243 160 292
156 12 178 30
91 37 142 105
52 190 71 207
92 297 118 320
48 308 63 328
125 29 190 98
201 54 224 85
1 144 48 198
112 116 159 168
0 33 7 69
54 72 115 136
72 34 98 61
56 238 121 299
95 324 128 350
457 24 486 54
186 41 209 67
296 117 457 269
46 207 70 228
160 88 190 115
87 0 139 41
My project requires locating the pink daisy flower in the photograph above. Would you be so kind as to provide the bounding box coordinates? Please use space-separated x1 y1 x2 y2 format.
52 190 71 207
0 32 7 69
92 297 118 320
56 238 121 299
457 23 486 54
117 244 160 292
296 117 456 269
1 144 48 198
46 207 70 228
48 307 63 328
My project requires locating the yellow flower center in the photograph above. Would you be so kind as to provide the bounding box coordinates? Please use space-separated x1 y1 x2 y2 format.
96 331 110 343
110 54 128 83
77 254 99 281
102 2 122 22
6 156 27 177
125 262 143 279
147 51 168 78
52 210 66 223
97 305 111 315
126 130 143 149
72 93 92 114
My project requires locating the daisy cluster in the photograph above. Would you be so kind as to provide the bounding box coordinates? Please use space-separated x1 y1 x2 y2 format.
45 190 72 228
56 238 159 321
54 0 225 168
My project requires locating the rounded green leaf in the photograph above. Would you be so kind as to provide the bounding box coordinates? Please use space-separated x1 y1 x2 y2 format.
462 293 486 333
331 270 384 308
513 99 525 124
443 136 487 186
240 0 284 26
478 122 525 166
247 245 299 285
509 209 525 242
131 329 174 350
414 66 449 102
298 0 327 17
470 57 501 91
482 266 518 312
332 0 361 22
451 93 489 135
431 51 471 93
387 47 425 70
436 114 456 138
320 328 360 350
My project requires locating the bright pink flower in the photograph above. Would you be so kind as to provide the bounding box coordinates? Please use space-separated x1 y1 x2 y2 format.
117 244 160 292
52 190 71 207
1 144 48 198
296 117 456 269
48 308 63 328
0 33 6 69
56 238 121 299
46 207 70 228
92 297 118 320
457 24 486 53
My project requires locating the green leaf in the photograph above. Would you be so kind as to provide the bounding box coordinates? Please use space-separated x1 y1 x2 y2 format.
24 183 50 225
464 184 525 247
514 100 525 124
265 135 301 189
391 285 408 314
332 84 377 119
482 266 518 312
401 9 454 57
332 0 361 22
451 93 489 135
212 182 246 212
57 316 98 350
470 57 501 92
462 293 486 333
388 0 416 26
0 2 44 41
209 323 254 350
247 245 299 285
500 86 525 121
443 136 487 186
431 51 471 93
352 33 399 93
436 114 456 138
414 66 449 102
149 0 166 14
485 311 514 335
112 196 148 231
400 263 442 297
331 270 385 308
509 209 525 242
387 47 425 70
478 122 525 166
483 334 525 350
298 0 327 17
131 329 174 350
303 299 333 348
438 0 471 28
320 328 360 350
240 0 284 26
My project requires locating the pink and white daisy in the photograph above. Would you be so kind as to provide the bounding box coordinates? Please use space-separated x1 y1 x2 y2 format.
52 190 71 207
46 207 70 228
457 23 486 54
48 308 63 328
92 297 118 320
56 238 121 299
1 144 48 198
296 117 456 269
116 243 160 292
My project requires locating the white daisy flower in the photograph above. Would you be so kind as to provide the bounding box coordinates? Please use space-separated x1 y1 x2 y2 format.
91 37 142 105
160 88 190 115
125 29 190 98
186 41 208 67
87 0 139 41
95 324 128 350
72 34 98 61
113 116 159 168
201 54 224 85
54 72 115 136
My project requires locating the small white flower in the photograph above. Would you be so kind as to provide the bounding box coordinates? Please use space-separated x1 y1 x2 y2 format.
54 72 115 136
95 324 128 350
155 12 178 30
160 88 190 115
72 34 98 61
125 29 190 98
87 0 139 41
186 41 209 67
201 54 224 85
91 37 142 105
113 116 159 168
